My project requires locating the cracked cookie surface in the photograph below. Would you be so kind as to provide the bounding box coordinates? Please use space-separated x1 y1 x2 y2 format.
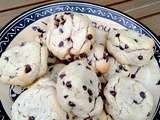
104 76 153 120
56 60 103 118
0 41 48 86
46 12 95 61
106 29 155 66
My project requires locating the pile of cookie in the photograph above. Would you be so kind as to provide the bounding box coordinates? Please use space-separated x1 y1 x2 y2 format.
0 12 159 120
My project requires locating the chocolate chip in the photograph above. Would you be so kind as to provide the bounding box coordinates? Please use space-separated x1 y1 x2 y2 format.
119 65 123 70
79 53 87 58
25 64 32 73
150 56 154 60
88 61 92 65
87 89 93 96
119 46 124 50
77 63 81 65
28 116 35 120
147 112 151 117
140 91 146 99
115 69 119 73
110 91 116 97
66 81 72 88
138 55 143 60
4 56 9 61
55 18 60 22
59 73 66 79
49 67 53 72
64 95 68 99
130 74 135 79
82 85 87 91
20 42 25 46
86 66 91 70
87 34 93 40
40 42 43 46
88 97 92 103
97 72 102 77
54 21 59 27
115 33 120 37
59 41 64 47
125 44 129 49
84 116 93 120
9 76 14 79
128 73 130 77
63 81 65 85
59 28 64 33
133 100 138 104
156 80 160 85
41 21 47 25
48 51 54 58
90 80 93 84
47 62 54 66
66 37 72 41
68 101 76 107
64 12 71 15
61 20 66 25
66 113 69 119
90 45 93 50
134 39 138 42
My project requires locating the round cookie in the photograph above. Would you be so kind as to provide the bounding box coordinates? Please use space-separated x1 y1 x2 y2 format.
106 29 155 66
0 41 48 86
104 76 153 120
11 77 70 120
56 60 103 118
87 44 110 74
128 57 160 96
46 12 96 60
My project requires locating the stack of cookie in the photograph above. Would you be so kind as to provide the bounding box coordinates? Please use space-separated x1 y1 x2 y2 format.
0 12 159 120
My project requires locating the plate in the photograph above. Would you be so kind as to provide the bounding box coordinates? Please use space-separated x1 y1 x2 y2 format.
0 2 160 120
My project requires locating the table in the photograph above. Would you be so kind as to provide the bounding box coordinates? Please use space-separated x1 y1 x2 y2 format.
0 0 160 36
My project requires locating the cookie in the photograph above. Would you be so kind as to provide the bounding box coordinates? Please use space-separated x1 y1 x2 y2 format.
104 76 153 120
128 57 160 96
11 77 70 120
46 12 96 60
0 41 48 86
87 44 110 74
56 60 103 118
106 29 155 66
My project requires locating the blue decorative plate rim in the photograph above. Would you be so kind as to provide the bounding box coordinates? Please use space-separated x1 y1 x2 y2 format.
0 1 160 120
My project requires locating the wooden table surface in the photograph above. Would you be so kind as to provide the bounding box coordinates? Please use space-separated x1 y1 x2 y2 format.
0 0 160 36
